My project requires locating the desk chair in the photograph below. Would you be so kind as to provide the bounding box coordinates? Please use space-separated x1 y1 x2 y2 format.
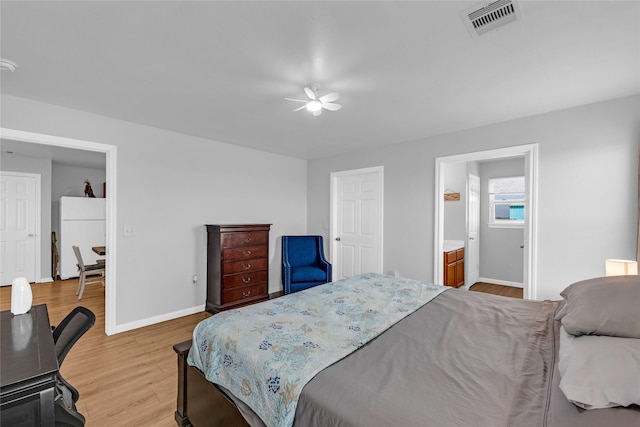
52 306 96 426
72 246 105 300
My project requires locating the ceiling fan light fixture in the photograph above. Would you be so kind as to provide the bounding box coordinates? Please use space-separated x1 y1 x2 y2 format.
286 86 341 116
306 100 322 112
0 58 18 72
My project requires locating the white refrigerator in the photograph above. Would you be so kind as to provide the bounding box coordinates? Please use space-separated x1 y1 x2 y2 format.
59 196 106 279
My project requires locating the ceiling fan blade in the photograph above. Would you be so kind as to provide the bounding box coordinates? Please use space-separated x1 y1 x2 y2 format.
319 92 339 103
293 105 306 112
285 98 307 103
322 102 342 111
313 109 322 116
304 86 316 100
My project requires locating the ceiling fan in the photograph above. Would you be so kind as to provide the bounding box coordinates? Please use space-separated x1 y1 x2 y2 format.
285 86 342 116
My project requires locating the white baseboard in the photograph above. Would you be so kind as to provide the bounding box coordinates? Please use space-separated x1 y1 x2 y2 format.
2 278 53 286
113 304 206 334
477 277 524 289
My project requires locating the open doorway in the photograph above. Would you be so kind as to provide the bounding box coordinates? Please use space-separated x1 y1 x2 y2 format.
434 144 538 300
0 128 118 335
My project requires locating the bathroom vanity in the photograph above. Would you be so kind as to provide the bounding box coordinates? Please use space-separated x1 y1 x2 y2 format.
443 240 465 288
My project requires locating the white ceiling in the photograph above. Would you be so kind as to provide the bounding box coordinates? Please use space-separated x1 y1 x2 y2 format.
1 1 638 162
0 138 106 169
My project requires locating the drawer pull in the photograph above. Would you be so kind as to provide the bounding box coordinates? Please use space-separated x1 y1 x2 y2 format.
244 237 252 243
242 277 251 283
242 290 251 297
242 263 251 270
243 250 252 256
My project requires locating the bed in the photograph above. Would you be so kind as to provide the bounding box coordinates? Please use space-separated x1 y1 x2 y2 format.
174 273 640 427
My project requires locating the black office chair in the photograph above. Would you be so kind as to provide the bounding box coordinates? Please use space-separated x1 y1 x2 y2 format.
54 386 86 427
53 306 96 367
51 306 96 425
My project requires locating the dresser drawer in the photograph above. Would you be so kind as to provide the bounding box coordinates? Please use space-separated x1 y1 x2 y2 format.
222 270 268 290
223 245 268 262
222 232 269 249
222 283 267 304
223 258 268 275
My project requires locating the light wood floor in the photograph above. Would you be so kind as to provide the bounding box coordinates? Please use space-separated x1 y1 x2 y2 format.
1 278 521 425
0 279 209 426
469 282 523 299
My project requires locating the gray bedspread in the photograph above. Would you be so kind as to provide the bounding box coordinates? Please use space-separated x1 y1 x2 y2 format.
224 288 640 426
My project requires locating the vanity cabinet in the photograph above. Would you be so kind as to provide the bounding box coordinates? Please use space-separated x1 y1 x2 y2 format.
205 224 271 313
444 247 464 288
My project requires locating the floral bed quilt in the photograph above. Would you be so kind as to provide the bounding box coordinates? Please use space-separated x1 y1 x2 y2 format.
187 273 447 427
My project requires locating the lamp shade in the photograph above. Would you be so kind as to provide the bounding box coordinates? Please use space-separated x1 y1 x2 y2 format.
605 259 638 276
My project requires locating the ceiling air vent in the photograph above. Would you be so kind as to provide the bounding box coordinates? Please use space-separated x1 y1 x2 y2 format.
461 0 522 39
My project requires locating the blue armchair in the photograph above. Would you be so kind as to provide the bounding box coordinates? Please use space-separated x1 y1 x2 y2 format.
282 235 332 294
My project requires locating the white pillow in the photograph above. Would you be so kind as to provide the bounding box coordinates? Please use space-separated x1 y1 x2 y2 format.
558 326 640 409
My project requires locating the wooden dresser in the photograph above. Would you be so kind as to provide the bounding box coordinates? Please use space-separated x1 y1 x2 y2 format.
205 224 271 313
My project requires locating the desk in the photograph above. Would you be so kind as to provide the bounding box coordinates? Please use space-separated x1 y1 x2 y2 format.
92 245 106 256
0 305 58 426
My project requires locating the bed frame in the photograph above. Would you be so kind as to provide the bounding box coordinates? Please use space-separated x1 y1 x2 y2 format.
174 340 250 427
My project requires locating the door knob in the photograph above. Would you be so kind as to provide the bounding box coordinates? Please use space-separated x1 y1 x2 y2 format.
469 237 474 241
335 237 341 241
28 234 35 238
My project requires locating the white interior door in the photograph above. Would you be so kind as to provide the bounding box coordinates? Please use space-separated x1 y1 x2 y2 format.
0 172 38 285
331 167 383 280
466 174 480 286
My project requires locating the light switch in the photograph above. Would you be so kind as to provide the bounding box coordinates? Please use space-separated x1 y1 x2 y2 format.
123 226 136 237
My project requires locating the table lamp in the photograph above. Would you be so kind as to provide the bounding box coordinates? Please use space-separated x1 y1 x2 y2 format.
605 259 638 276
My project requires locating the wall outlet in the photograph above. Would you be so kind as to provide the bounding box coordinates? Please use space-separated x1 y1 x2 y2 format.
123 226 136 237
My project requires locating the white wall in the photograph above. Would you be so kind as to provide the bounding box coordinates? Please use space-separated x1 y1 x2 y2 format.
1 94 307 329
308 95 639 300
0 153 52 281
478 158 524 284
443 161 466 242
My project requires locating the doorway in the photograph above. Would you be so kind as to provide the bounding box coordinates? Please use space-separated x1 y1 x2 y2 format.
330 166 384 280
434 144 538 300
0 128 118 335
466 173 480 286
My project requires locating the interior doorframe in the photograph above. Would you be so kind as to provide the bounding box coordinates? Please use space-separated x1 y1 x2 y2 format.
434 144 539 300
0 171 42 284
0 127 118 335
329 166 384 279
465 172 480 287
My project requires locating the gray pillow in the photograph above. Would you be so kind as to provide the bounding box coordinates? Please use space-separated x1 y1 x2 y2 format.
554 303 568 321
560 275 640 338
558 327 640 409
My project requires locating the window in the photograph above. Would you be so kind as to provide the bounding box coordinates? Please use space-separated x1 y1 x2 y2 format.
488 176 525 228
